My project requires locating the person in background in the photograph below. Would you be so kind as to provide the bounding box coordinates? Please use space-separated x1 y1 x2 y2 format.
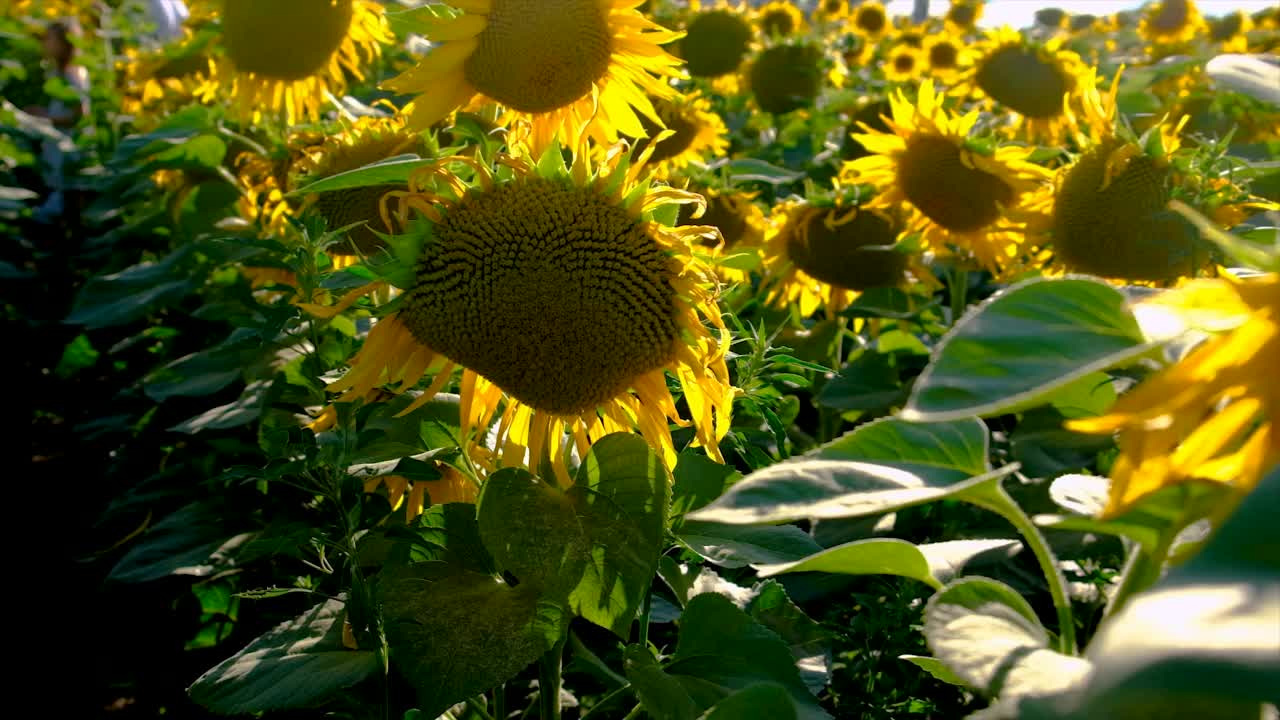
145 0 189 42
23 19 90 221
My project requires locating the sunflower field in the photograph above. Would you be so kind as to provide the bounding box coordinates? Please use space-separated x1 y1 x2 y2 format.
8 0 1280 717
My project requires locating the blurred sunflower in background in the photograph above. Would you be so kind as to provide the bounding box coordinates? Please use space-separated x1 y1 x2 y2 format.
746 41 824 115
944 0 983 34
680 1 756 91
953 27 1086 144
119 36 211 122
635 91 729 176
292 116 430 267
753 1 805 39
884 44 923 83
841 81 1051 275
383 0 685 154
812 0 850 24
921 31 968 83
361 464 479 522
763 199 918 317
849 1 890 42
192 0 393 124
676 182 767 284
1069 272 1280 518
1138 0 1206 51
1207 10 1253 52
326 142 733 482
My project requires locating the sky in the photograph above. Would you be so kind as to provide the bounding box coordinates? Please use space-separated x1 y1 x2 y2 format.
880 1 1279 29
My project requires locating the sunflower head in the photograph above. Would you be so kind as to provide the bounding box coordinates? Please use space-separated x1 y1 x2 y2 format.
328 141 733 475
1208 11 1253 51
384 0 685 154
841 80 1051 274
841 98 892 160
196 0 393 124
120 36 212 121
956 27 1085 144
1035 8 1068 29
884 45 923 83
1138 0 1207 47
850 1 890 40
922 32 968 82
944 0 984 33
814 0 850 22
296 117 431 258
747 42 824 115
635 92 730 175
682 5 755 78
677 184 767 251
754 1 805 39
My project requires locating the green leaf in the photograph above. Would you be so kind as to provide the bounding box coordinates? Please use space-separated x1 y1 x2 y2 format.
698 683 798 720
687 418 1002 524
672 450 741 517
55 333 99 378
170 380 268 434
66 253 198 329
625 645 700 720
667 593 830 719
477 434 668 636
678 521 822 569
150 134 227 171
189 598 378 714
380 562 570 719
110 502 255 583
144 347 247 401
757 538 1021 590
726 158 804 184
746 581 832 694
899 655 967 687
814 351 903 411
904 278 1154 422
1206 54 1280 106
924 578 1089 699
290 155 431 196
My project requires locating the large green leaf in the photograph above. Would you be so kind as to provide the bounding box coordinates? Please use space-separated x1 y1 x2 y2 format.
626 646 700 720
633 593 830 720
380 563 569 719
756 538 1021 590
924 578 1089 700
687 418 1006 524
903 278 1154 422
66 251 198 329
289 155 431 196
699 683 798 720
110 502 255 584
477 434 668 636
746 581 832 694
678 520 822 569
188 598 378 714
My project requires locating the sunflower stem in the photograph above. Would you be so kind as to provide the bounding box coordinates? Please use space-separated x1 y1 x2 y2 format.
948 267 969 325
538 635 566 720
493 683 506 720
637 585 653 649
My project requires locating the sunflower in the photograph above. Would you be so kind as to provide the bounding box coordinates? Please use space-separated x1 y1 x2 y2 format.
840 98 892 161
813 0 850 23
1138 0 1206 48
883 45 923 83
1034 8 1068 30
681 2 756 86
952 27 1086 145
1208 11 1253 52
677 183 767 284
763 199 917 317
1067 273 1280 518
746 42 824 115
753 1 806 39
362 464 479 522
1028 70 1279 283
850 1 890 41
635 92 730 175
840 81 1051 275
944 0 983 34
324 141 733 482
190 0 393 125
383 0 685 155
293 116 430 266
921 32 968 83
232 149 298 240
119 37 212 122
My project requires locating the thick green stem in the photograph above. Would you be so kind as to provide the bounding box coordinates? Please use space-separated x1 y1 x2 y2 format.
493 683 506 720
978 485 1078 654
620 705 645 720
538 635 567 720
637 587 653 649
949 267 969 326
